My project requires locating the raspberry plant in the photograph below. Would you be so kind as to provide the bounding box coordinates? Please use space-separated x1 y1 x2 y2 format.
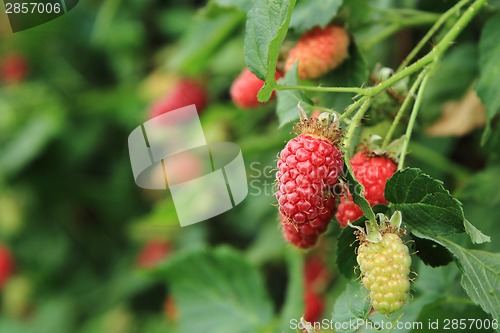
1 1 500 333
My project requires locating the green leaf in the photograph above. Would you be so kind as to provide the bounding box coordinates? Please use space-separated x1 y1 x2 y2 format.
337 0 371 31
211 0 252 12
477 13 500 124
0 109 62 176
168 11 244 76
161 247 273 333
279 248 304 333
331 281 370 333
276 63 314 127
289 0 343 33
344 164 376 224
464 219 491 245
435 237 500 320
245 0 296 101
385 168 465 237
336 219 362 278
412 235 453 267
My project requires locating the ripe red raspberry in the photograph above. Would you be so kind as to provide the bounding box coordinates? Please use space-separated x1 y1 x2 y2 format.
136 240 171 268
281 195 336 248
336 151 397 227
230 68 283 109
149 78 208 119
0 244 14 289
277 115 342 248
303 290 325 323
0 53 28 84
304 256 330 293
285 25 350 80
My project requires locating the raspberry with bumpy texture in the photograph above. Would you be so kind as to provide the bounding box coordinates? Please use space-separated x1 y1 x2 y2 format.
336 151 397 227
280 195 336 249
277 133 342 225
149 79 208 119
277 116 342 248
285 25 350 80
0 244 14 289
357 232 411 315
230 68 283 109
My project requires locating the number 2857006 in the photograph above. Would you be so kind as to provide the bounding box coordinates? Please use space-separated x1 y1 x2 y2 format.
5 2 61 14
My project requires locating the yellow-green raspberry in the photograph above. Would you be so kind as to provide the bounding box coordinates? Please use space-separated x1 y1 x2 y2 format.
357 232 411 315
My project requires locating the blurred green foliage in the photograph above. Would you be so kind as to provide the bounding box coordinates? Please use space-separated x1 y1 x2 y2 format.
0 1 499 333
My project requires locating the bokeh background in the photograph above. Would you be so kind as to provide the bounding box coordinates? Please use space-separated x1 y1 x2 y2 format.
0 1 499 332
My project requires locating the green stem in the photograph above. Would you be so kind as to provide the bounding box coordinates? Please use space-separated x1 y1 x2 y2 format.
381 70 427 148
342 99 379 228
398 0 471 70
338 96 367 122
433 0 487 57
398 69 431 169
276 84 366 95
369 0 486 98
342 99 372 153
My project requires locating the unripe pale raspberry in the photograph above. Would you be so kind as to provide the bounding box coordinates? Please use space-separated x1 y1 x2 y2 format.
285 25 350 80
230 68 283 109
336 151 397 227
357 232 411 315
277 116 342 248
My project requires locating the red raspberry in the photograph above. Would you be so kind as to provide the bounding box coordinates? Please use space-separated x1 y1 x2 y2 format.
285 25 350 80
281 195 336 249
277 134 342 224
230 68 283 109
304 256 330 293
164 296 177 320
0 244 14 289
303 291 325 323
336 151 397 227
277 117 342 248
149 79 208 119
136 240 171 268
0 53 28 84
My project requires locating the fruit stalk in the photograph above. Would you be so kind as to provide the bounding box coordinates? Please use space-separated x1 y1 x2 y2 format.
381 67 427 149
397 0 472 70
398 69 431 170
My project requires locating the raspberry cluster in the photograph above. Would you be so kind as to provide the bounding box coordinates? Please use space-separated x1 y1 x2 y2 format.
336 151 397 227
276 116 343 248
357 229 411 315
